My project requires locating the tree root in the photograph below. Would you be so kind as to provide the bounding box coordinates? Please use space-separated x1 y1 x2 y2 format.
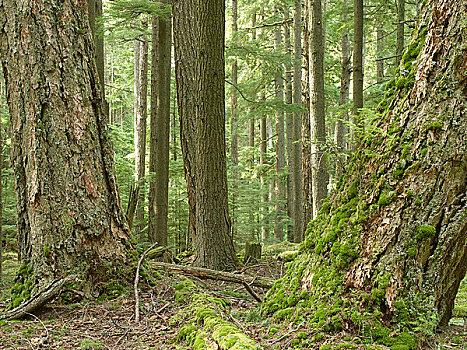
0 275 78 320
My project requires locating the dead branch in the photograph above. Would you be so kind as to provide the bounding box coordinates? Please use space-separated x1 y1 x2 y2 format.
149 261 274 289
134 243 158 323
0 275 78 320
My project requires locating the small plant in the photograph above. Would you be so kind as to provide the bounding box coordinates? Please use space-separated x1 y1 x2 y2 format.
79 338 104 350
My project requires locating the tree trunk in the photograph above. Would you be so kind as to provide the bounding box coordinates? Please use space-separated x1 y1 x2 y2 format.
134 26 149 237
352 0 364 148
309 0 328 219
0 0 130 293
148 6 171 247
292 0 303 243
249 12 257 241
274 7 286 241
173 0 239 271
230 0 239 239
335 1 351 182
266 0 467 334
396 0 405 65
284 7 294 240
260 99 269 242
0 123 2 279
376 26 384 82
302 0 313 231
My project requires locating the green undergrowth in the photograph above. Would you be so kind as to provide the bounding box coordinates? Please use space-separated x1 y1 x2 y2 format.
172 277 261 349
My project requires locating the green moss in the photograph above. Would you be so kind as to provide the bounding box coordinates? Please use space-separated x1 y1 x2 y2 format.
319 345 331 350
274 307 295 321
378 191 395 207
407 247 417 258
426 121 442 131
43 246 51 258
336 344 357 350
416 225 436 240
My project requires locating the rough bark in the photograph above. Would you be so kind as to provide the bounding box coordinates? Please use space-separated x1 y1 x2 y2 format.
0 123 2 279
173 0 239 270
0 0 130 292
148 6 171 247
260 98 269 242
267 0 467 333
309 0 328 219
376 26 385 81
274 7 286 241
292 0 303 243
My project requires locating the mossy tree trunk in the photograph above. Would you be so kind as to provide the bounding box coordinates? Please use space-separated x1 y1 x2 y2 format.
266 0 467 334
0 0 130 293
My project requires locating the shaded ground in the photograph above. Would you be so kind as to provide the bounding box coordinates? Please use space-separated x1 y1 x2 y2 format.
1 248 466 349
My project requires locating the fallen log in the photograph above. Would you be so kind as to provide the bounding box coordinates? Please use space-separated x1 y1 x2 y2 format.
149 262 274 289
0 275 78 320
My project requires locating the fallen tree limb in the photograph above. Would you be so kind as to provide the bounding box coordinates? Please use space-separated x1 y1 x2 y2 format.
0 275 78 320
149 262 274 289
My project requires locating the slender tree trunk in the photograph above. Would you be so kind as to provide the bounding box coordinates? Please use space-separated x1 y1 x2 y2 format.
376 26 384 81
352 0 364 148
396 0 405 64
249 12 257 241
0 0 130 292
173 0 239 270
335 1 351 182
148 6 172 246
309 0 328 219
134 28 149 237
274 7 286 241
230 0 239 239
284 7 294 240
302 0 313 230
292 0 303 243
260 95 269 242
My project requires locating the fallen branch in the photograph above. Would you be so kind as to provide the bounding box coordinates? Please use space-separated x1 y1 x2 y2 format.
0 275 78 320
134 243 158 323
149 262 274 289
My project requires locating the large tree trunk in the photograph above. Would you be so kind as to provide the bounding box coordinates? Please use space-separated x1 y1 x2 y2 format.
173 0 239 271
266 0 467 335
309 0 328 219
292 0 303 243
148 6 171 246
0 0 130 293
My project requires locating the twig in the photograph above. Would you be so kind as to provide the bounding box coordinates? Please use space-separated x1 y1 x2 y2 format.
25 312 49 343
271 320 305 344
242 282 263 303
134 243 158 323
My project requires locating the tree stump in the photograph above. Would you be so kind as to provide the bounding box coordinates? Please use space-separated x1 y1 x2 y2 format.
244 242 262 264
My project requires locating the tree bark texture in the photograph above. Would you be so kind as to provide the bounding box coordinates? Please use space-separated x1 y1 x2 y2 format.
292 0 303 243
173 0 239 270
148 7 171 247
0 0 130 290
309 0 328 219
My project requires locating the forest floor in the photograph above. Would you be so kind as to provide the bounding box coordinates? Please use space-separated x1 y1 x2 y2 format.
0 246 466 350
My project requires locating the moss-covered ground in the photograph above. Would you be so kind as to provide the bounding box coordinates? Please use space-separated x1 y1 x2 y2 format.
1 250 466 349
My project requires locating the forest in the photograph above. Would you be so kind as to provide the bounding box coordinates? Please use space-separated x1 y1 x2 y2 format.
0 0 466 348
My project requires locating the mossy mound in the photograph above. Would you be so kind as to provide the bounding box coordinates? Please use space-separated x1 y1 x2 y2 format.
173 277 261 349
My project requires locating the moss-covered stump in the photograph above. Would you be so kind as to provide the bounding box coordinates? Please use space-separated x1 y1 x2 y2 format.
173 278 261 349
265 1 467 348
